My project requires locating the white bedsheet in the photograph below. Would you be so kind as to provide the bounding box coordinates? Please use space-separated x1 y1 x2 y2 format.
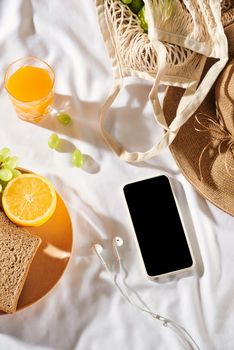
0 1 233 349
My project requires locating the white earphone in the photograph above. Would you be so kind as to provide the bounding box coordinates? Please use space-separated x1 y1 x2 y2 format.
92 236 124 268
93 243 103 254
92 243 106 266
92 237 200 350
93 237 123 252
113 236 123 247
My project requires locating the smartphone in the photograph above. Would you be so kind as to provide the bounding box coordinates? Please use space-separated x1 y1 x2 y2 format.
123 175 195 279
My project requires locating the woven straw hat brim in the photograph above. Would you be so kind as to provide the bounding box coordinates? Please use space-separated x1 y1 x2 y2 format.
163 19 234 216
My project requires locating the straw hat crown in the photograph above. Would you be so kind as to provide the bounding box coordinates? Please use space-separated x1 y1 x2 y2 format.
163 9 234 216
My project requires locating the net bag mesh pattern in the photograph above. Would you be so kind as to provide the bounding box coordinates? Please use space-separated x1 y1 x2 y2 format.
96 0 230 162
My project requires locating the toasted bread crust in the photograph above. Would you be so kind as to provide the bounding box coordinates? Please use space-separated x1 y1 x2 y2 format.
0 211 41 313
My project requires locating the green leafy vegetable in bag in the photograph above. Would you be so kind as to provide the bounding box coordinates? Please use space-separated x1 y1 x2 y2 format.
121 0 146 32
138 6 148 33
129 0 144 14
121 0 132 4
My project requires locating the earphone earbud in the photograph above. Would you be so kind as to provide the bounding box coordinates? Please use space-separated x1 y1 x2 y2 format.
92 243 107 267
112 237 124 264
92 243 103 254
113 236 123 247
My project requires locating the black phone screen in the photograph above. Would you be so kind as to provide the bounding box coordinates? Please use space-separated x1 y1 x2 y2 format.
123 176 193 277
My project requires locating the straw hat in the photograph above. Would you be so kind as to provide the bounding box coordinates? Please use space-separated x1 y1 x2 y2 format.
163 8 234 216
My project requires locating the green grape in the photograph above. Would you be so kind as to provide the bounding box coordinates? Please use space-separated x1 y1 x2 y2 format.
138 6 148 32
5 156 19 170
0 148 20 187
129 0 144 14
0 169 12 182
72 149 84 168
0 183 2 193
56 112 72 125
121 0 132 4
48 133 60 149
2 156 10 165
11 168 22 178
0 147 10 160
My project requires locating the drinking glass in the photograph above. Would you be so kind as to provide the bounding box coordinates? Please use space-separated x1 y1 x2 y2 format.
4 57 55 122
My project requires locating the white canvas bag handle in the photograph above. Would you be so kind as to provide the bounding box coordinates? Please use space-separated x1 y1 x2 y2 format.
99 55 227 163
99 40 170 162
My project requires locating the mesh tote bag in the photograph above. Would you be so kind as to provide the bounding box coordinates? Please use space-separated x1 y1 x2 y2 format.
96 0 229 162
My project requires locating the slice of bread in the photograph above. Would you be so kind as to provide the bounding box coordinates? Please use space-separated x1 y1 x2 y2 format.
0 211 41 313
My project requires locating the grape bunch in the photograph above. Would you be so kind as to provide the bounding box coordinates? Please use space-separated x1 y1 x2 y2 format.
0 148 21 193
121 0 148 33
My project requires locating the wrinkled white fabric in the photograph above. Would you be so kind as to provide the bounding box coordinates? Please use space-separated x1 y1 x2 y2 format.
0 1 233 350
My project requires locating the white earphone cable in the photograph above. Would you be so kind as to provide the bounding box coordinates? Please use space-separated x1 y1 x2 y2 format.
93 240 200 350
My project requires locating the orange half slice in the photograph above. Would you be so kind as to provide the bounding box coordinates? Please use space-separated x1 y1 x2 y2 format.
2 173 57 226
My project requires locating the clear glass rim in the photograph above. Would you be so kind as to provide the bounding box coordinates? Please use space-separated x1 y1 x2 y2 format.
4 56 55 103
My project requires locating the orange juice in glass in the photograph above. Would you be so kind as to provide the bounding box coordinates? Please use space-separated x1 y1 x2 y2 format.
4 57 55 122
